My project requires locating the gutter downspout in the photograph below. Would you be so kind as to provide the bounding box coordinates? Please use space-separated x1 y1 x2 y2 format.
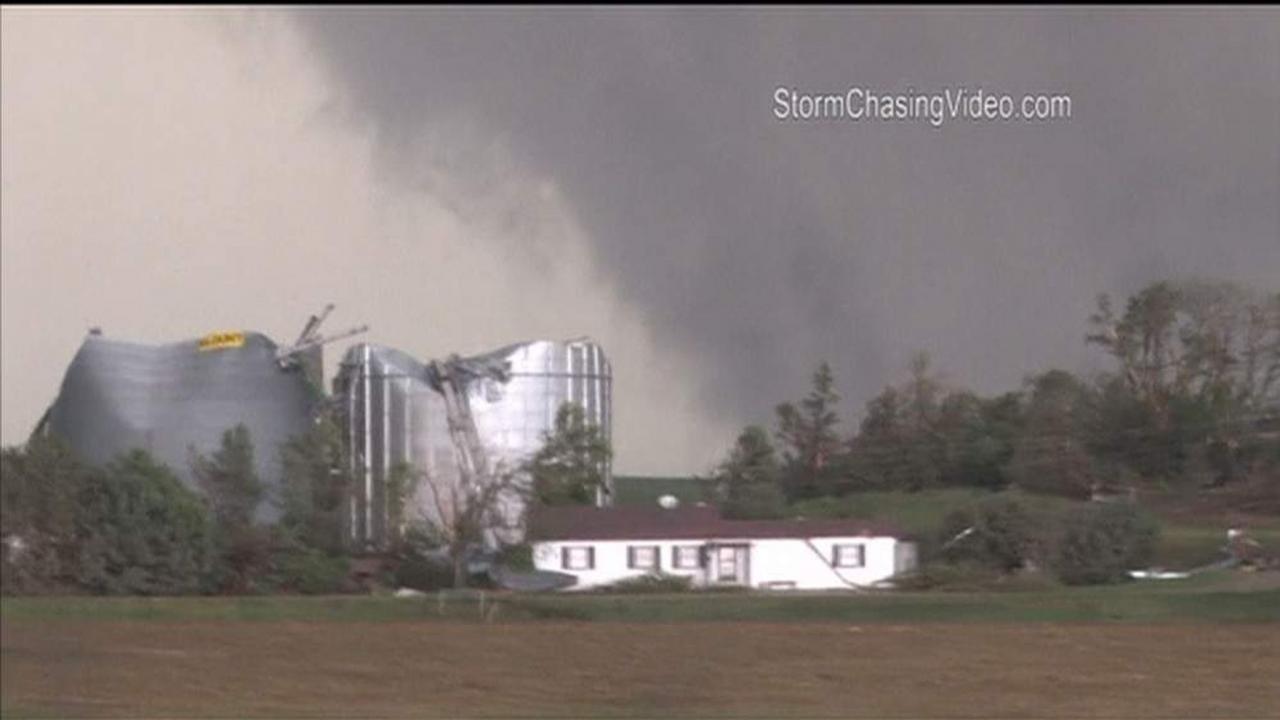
801 538 867 591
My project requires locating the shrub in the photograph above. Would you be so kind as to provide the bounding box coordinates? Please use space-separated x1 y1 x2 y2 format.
1053 503 1159 585
75 450 212 595
789 495 854 519
201 524 275 595
276 548 351 595
893 562 1059 592
599 572 693 594
893 562 1005 591
722 482 788 520
936 497 1041 572
393 555 456 592
495 543 534 571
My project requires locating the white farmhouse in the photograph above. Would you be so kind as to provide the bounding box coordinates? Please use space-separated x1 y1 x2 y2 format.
528 505 917 591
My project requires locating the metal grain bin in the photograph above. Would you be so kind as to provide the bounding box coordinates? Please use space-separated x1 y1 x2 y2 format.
335 339 613 549
40 331 320 515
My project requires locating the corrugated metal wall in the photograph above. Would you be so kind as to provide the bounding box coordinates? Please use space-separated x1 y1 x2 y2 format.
43 332 319 516
335 339 613 549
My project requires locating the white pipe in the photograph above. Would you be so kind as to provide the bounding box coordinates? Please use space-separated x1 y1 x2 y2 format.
363 344 372 546
381 356 391 546
348 362 358 543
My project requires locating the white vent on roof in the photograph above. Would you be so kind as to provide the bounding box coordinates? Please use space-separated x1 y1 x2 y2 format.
658 494 680 510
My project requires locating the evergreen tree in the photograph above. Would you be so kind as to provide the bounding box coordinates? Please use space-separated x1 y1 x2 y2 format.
713 426 786 519
193 425 262 528
1007 370 1102 498
279 415 351 555
527 403 612 506
191 425 269 592
0 436 85 593
775 362 843 499
847 355 945 492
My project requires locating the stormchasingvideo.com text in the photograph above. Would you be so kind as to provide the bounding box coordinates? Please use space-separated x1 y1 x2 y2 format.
773 86 1072 127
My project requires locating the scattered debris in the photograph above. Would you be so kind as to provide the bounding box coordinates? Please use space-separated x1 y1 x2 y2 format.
1127 570 1190 580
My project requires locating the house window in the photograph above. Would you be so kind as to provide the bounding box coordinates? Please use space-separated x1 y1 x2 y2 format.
628 545 659 570
833 543 866 568
672 545 702 570
561 546 595 571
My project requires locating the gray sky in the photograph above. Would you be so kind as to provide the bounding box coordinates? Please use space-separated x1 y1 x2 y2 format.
3 8 1278 475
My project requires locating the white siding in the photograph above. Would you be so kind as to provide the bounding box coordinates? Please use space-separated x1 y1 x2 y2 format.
746 537 897 589
532 539 709 590
532 535 901 591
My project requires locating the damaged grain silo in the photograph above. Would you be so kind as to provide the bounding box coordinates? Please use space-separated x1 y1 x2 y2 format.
35 330 322 511
334 339 613 549
34 308 368 515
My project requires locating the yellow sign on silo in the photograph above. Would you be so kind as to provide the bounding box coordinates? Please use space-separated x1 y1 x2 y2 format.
198 331 246 352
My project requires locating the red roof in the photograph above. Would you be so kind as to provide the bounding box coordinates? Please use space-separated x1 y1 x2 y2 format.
527 505 901 542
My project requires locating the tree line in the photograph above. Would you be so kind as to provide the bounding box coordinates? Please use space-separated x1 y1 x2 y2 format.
711 279 1279 518
1 414 357 596
705 278 1276 585
1 401 611 596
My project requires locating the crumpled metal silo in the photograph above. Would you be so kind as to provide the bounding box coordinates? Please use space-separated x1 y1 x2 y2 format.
335 339 612 549
38 330 321 513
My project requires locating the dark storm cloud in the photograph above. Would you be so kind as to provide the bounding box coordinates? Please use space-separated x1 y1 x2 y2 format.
291 9 1279 425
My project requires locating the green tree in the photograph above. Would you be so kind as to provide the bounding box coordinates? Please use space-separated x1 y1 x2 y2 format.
1087 282 1183 426
75 450 211 595
1053 503 1159 585
903 352 943 439
274 414 355 594
1086 280 1280 483
712 426 786 519
775 362 844 499
527 403 612 506
1007 370 1103 499
193 425 263 529
279 415 351 555
847 387 910 491
0 436 85 594
384 461 420 551
937 498 1040 573
191 425 269 593
936 391 1020 490
847 354 946 492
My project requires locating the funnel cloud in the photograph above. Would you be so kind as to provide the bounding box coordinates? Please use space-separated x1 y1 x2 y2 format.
291 9 1279 421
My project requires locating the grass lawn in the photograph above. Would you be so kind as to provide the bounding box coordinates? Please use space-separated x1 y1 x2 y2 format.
3 571 1278 625
789 487 1280 569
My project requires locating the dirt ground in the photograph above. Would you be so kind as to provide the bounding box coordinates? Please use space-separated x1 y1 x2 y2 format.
3 620 1278 718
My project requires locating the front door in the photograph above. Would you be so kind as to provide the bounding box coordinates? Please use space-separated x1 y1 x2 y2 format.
714 545 749 585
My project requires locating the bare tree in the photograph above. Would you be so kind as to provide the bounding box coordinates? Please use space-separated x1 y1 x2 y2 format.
417 464 526 588
1088 281 1280 422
